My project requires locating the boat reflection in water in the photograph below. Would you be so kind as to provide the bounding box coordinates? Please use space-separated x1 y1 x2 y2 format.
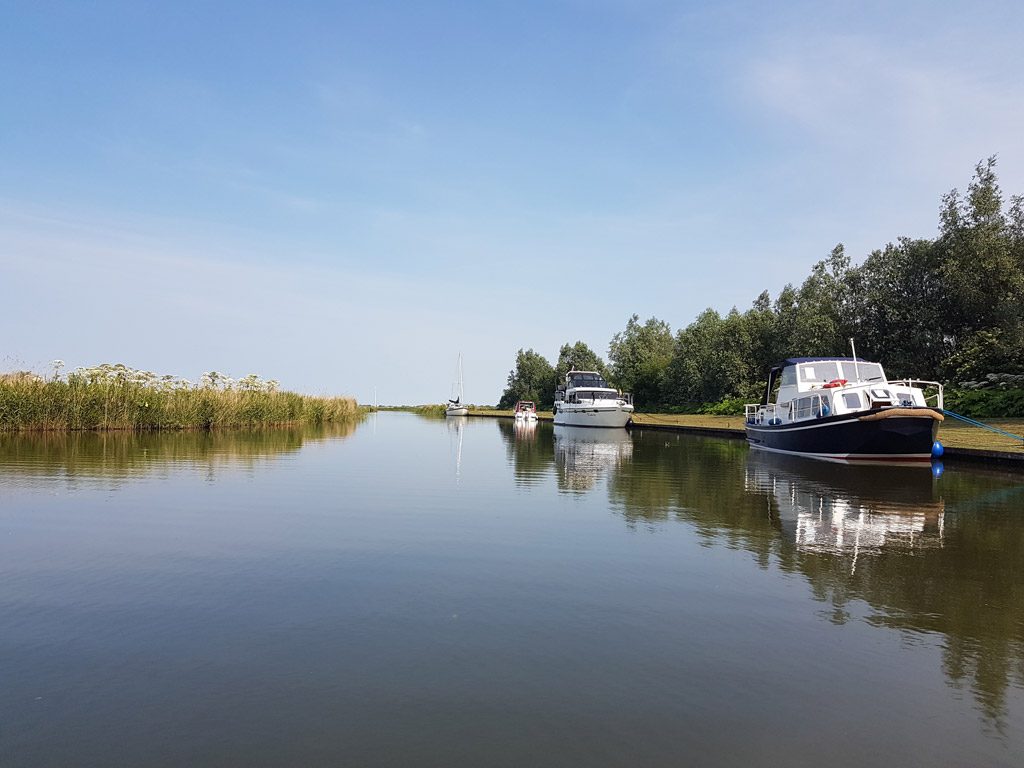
446 415 466 482
554 426 633 493
745 452 944 570
741 449 1024 724
496 418 553 486
495 423 1024 726
513 418 538 439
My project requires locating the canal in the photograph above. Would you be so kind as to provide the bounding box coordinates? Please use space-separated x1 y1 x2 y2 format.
1 413 1022 766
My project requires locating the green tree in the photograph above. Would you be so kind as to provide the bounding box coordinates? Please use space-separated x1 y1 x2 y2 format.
844 238 945 378
791 244 852 356
608 314 674 407
498 349 555 409
744 291 784 388
552 341 609 386
664 308 751 404
936 157 1024 379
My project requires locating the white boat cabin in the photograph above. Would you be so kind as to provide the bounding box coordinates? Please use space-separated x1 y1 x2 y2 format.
746 357 942 426
555 371 633 406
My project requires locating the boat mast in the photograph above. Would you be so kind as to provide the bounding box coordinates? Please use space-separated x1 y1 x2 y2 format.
849 338 861 381
459 353 465 402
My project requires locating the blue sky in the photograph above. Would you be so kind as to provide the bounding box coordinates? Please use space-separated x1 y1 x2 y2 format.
3 0 1023 404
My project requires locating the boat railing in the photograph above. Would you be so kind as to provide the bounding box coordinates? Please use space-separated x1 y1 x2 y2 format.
887 379 944 410
747 393 829 425
746 403 780 425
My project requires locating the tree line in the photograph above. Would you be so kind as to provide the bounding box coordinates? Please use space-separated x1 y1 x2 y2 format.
499 159 1024 413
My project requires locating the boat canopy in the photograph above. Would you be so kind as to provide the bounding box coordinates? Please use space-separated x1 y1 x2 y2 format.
763 357 884 404
779 356 869 367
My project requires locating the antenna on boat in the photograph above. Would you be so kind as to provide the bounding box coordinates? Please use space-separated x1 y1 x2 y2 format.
849 338 861 382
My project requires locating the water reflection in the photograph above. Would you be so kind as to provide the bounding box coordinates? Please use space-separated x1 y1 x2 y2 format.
497 419 554 486
0 422 360 487
745 454 946 567
447 416 466 482
554 426 633 493
4 417 1022 749
501 422 1024 726
749 454 1024 726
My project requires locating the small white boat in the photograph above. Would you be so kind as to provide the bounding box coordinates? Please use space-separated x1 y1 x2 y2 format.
446 353 469 417
513 400 538 421
553 369 633 428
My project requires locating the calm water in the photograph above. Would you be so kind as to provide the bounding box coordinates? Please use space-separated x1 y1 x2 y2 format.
2 414 1023 767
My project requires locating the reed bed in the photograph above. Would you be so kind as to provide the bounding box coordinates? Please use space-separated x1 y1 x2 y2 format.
377 404 448 417
0 364 359 432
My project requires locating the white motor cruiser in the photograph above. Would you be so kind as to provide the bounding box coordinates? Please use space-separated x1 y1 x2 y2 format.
553 370 633 428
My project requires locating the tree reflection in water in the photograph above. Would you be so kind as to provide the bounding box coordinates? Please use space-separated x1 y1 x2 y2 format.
499 421 1024 727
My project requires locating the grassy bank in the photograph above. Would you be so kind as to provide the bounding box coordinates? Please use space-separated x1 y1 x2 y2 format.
0 365 359 431
468 407 554 420
458 408 1023 455
629 413 1024 454
630 413 747 431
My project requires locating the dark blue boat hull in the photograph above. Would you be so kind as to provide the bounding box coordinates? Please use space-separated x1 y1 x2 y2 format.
745 409 939 463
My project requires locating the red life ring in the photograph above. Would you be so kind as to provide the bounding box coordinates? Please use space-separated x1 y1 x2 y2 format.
823 378 847 388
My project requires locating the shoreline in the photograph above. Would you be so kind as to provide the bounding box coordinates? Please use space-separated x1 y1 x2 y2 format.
461 409 1024 466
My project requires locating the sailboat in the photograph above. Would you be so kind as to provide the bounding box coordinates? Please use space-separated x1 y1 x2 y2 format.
446 353 469 417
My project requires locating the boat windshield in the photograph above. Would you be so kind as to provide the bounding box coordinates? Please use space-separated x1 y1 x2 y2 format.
797 360 886 385
840 361 885 382
573 390 620 401
568 373 609 388
798 362 842 384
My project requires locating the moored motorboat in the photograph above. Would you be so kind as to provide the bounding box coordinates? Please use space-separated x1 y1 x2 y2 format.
744 354 944 463
513 400 538 421
553 369 633 428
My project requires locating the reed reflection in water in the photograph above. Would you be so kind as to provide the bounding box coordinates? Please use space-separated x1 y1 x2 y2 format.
0 421 360 488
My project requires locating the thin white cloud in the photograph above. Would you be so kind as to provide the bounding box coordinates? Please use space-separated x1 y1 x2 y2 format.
742 33 1024 183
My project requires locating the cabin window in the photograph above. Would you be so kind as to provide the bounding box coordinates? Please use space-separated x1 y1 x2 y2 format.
793 396 824 420
842 392 861 409
780 366 797 387
800 362 841 383
894 391 916 407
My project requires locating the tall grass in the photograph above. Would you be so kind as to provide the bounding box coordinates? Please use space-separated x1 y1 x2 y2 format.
0 364 360 431
377 404 448 417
